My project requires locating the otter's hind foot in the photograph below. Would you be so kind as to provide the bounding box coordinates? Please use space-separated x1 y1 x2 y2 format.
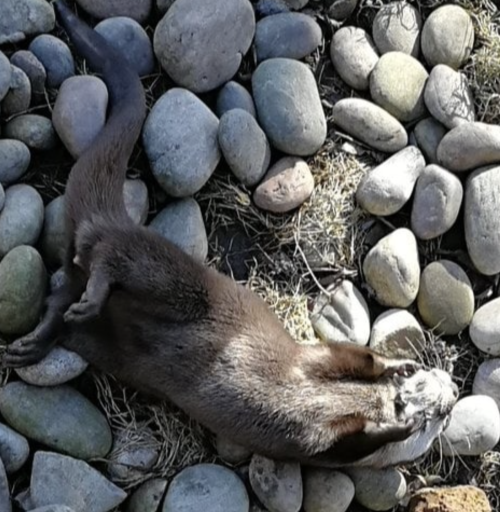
3 331 55 368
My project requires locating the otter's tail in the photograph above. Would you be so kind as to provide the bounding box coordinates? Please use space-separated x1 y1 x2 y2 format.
55 0 146 225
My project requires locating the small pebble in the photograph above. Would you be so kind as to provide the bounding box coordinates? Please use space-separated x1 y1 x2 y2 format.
2 65 31 117
0 186 4 211
30 507 76 512
332 98 407 153
0 422 30 473
0 52 11 102
123 179 149 225
255 0 290 16
215 435 252 465
412 117 447 164
473 359 500 409
328 0 358 21
216 81 256 118
253 156 314 213
126 478 167 512
0 459 9 512
303 468 354 512
0 138 30 185
10 50 47 98
218 108 271 186
421 5 474 69
41 195 66 267
330 26 379 91
5 114 57 151
75 0 152 23
470 298 500 356
29 35 75 88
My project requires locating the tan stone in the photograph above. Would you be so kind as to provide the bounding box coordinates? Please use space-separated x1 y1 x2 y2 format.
408 485 491 512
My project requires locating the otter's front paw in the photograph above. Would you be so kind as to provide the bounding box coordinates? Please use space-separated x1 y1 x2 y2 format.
64 294 102 324
3 332 50 368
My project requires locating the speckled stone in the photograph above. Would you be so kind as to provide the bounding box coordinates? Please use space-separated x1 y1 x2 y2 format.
470 298 500 356
4 114 57 151
412 117 447 164
216 81 256 118
3 65 31 117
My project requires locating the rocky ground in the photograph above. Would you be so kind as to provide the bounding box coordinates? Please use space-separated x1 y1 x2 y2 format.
0 0 500 511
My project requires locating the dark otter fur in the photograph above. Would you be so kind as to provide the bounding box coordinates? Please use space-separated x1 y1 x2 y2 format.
4 2 456 468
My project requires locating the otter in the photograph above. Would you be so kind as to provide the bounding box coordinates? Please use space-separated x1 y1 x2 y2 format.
4 1 458 468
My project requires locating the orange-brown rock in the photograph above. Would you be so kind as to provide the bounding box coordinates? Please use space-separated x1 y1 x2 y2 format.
407 485 491 512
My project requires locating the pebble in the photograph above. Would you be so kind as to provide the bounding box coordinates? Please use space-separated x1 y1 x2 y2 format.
154 0 255 93
356 145 425 216
421 5 474 69
256 0 290 16
0 422 30 473
465 165 500 275
303 469 355 512
215 435 252 465
328 0 358 20
15 346 89 387
369 309 425 359
53 76 108 158
332 98 407 153
50 267 67 293
10 50 47 98
309 280 370 345
29 35 75 88
4 114 57 151
75 0 152 23
411 164 463 240
442 395 500 456
253 156 314 213
283 0 309 7
408 486 492 512
163 463 249 512
372 2 421 57
2 65 31 117
470 298 500 356
412 117 447 164
218 109 271 186
0 459 10 512
330 26 379 91
0 0 55 45
473 359 500 409
438 123 500 172
252 58 326 155
149 198 208 261
216 81 256 118
41 195 66 267
347 467 407 512
0 52 11 102
30 451 127 512
417 260 474 335
255 13 322 62
95 17 155 77
363 228 420 308
143 88 220 197
0 185 4 211
126 478 167 512
0 382 112 460
424 65 475 129
370 52 428 122
157 0 176 14
30 507 76 512
124 179 149 225
249 455 303 512
0 184 44 257
0 246 47 335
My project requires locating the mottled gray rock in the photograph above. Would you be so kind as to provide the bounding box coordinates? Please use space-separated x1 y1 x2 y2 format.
0 184 44 257
255 13 321 62
424 65 475 130
347 468 407 512
0 459 10 512
310 280 370 346
143 88 220 197
0 139 30 185
438 123 500 172
0 382 112 460
163 463 249 512
253 58 326 155
124 179 149 225
357 146 425 216
150 198 208 261
473 359 500 409
95 17 155 76
249 455 302 512
0 52 11 103
417 260 474 335
303 469 354 512
0 422 30 473
53 76 108 158
216 81 256 118
127 478 167 512
215 435 252 465
253 156 314 213
154 0 255 93
0 246 46 335
465 165 500 275
256 0 290 16
363 228 420 308
30 451 127 512
0 0 55 45
41 195 66 267
332 98 407 153
421 5 474 69
218 109 271 186
2 65 31 117
369 309 425 359
411 165 463 240
328 0 358 20
470 298 500 356
157 0 176 14
370 52 428 122
29 507 76 512
15 346 88 387
4 114 57 151
330 27 379 91
372 2 421 57
75 0 152 23
412 117 447 164
10 50 47 98
29 35 75 88
0 185 4 211
442 396 500 456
